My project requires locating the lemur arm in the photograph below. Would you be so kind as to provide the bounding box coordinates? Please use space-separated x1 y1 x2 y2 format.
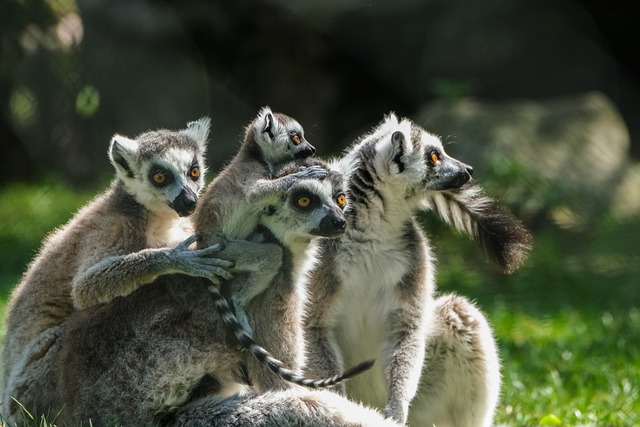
246 166 327 205
210 238 283 330
382 303 429 424
71 235 233 309
302 264 348 394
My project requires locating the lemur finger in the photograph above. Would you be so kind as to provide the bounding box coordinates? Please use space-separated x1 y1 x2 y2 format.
176 234 199 250
296 165 327 180
197 243 227 256
199 258 235 269
208 267 234 281
207 277 221 286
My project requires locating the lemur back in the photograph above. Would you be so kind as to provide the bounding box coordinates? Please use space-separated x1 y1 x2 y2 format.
1 118 233 421
48 162 366 425
191 107 372 389
303 113 532 424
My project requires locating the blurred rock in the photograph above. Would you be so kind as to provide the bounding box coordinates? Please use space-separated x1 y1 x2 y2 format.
3 0 639 186
415 92 635 224
611 164 640 220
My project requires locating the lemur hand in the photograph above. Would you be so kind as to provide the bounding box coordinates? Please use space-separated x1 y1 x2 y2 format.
172 235 234 283
292 165 328 180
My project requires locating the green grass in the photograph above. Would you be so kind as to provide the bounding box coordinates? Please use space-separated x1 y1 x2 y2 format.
0 181 97 291
431 213 640 426
491 306 639 426
1 181 639 426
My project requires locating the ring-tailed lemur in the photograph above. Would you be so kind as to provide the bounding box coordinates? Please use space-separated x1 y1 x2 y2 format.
48 161 371 425
0 118 234 421
193 106 319 330
192 107 372 388
303 113 532 425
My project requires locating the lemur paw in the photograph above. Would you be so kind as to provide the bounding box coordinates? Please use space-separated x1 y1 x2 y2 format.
383 404 407 426
173 237 234 281
294 165 327 180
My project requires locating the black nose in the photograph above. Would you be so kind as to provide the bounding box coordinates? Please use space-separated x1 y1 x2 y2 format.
331 216 347 231
317 213 347 237
294 144 316 159
466 165 474 177
172 188 198 217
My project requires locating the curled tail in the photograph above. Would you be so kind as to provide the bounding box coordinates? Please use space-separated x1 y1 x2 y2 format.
427 184 533 274
208 285 374 388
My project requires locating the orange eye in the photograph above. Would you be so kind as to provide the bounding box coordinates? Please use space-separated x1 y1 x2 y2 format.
430 152 439 165
292 133 301 145
153 171 167 184
336 194 347 207
190 166 200 179
297 196 311 207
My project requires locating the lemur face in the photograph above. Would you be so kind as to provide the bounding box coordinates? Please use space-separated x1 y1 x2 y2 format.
261 162 347 245
109 118 210 217
373 114 473 197
252 106 316 165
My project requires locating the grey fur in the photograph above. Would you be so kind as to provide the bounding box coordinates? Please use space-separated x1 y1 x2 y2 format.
192 108 370 387
303 113 529 425
426 184 532 274
409 294 501 427
0 118 238 422
166 388 402 427
44 163 369 425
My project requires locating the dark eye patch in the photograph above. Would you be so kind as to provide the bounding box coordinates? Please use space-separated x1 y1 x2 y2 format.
291 190 319 211
148 164 174 187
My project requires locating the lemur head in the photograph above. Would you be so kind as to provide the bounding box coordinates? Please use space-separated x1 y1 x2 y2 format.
261 160 347 249
245 106 316 165
109 117 210 217
377 113 472 193
342 113 473 206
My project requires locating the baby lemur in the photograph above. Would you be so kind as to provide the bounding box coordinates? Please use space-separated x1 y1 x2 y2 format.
49 161 359 425
193 106 319 329
1 118 232 420
303 114 532 425
191 107 371 388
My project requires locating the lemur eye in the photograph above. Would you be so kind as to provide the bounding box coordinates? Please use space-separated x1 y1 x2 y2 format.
430 152 439 165
190 166 200 179
297 196 312 208
152 171 168 185
291 133 302 145
336 194 347 208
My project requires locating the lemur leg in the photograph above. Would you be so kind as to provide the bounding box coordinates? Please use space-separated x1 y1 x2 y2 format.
409 294 501 427
209 239 284 335
3 326 63 423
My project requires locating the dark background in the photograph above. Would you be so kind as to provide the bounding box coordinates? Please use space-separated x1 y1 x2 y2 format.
1 0 639 186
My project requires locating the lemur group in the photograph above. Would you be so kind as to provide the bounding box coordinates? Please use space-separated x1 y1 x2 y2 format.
1 107 532 426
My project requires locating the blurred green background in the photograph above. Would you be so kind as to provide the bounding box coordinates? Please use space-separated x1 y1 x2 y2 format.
1 0 639 425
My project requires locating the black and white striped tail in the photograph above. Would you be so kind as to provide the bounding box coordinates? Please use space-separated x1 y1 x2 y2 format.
427 184 533 274
208 285 375 388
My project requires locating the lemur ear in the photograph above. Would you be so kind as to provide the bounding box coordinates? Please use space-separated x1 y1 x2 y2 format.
182 117 211 153
390 130 408 173
109 135 138 178
256 106 276 141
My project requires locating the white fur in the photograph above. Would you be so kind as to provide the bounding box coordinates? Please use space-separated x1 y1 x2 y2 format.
304 114 501 426
180 117 211 153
